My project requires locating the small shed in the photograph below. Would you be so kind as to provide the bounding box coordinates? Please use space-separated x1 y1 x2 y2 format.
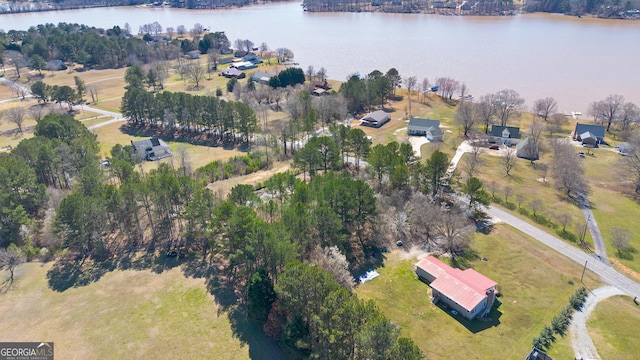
516 137 539 161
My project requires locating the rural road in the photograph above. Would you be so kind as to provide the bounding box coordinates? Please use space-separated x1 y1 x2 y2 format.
484 205 640 298
569 286 627 360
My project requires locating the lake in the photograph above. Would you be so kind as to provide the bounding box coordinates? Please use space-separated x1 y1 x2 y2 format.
2 2 640 113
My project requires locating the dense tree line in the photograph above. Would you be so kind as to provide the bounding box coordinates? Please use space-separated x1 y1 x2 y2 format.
0 114 98 248
1 23 180 72
302 0 516 15
340 69 396 114
120 88 258 143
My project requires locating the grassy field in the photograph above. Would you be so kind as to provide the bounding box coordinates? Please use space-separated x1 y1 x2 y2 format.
355 224 601 360
0 262 253 360
587 295 640 360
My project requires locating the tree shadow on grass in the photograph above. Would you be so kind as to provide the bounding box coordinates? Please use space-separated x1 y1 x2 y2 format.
46 258 117 292
46 249 185 292
204 268 283 360
615 246 637 261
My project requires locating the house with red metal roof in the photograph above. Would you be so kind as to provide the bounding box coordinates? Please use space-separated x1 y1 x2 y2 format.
415 255 497 320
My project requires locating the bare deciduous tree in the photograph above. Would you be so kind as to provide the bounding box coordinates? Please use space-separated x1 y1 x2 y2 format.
478 93 498 133
550 138 589 199
495 89 525 126
529 199 543 217
0 246 25 284
455 102 479 138
462 141 484 178
5 107 27 133
421 77 430 102
524 119 545 161
516 194 525 209
407 193 441 249
435 207 474 259
610 227 631 256
504 186 513 203
87 84 99 103
406 76 418 118
596 94 624 132
192 23 205 36
501 146 517 176
546 113 567 136
533 97 558 122
617 136 640 193
618 102 639 139
436 76 459 100
176 25 186 38
29 104 50 123
4 50 27 79
555 213 572 232
186 62 206 89
166 27 175 39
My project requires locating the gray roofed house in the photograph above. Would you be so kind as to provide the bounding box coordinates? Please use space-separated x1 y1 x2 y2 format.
251 71 276 84
516 137 539 161
489 125 521 145
360 110 390 128
131 138 172 162
407 117 443 141
573 123 606 145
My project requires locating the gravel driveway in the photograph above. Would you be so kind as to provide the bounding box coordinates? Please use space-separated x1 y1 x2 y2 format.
569 286 627 360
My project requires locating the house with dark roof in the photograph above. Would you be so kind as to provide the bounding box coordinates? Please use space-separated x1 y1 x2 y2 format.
407 117 443 141
360 110 391 128
221 67 246 79
416 255 498 320
516 137 539 161
489 125 521 145
573 123 606 146
131 138 172 162
312 79 332 91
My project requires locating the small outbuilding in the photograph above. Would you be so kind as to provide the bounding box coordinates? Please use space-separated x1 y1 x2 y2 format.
251 71 276 84
360 110 391 128
516 137 539 161
407 117 443 141
131 138 172 162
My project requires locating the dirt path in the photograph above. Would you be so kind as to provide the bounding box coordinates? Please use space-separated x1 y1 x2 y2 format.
569 285 627 360
207 161 291 197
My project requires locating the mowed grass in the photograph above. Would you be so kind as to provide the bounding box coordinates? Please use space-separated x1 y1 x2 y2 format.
0 262 250 360
469 152 592 246
355 224 600 360
589 187 640 274
587 295 640 360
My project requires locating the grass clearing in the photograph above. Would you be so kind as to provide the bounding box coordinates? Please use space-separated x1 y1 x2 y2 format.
355 224 600 360
0 262 250 360
587 295 640 360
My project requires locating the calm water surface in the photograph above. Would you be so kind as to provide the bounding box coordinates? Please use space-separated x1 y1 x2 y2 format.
2 3 640 113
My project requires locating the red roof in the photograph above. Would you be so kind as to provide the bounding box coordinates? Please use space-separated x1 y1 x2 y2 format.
416 256 497 312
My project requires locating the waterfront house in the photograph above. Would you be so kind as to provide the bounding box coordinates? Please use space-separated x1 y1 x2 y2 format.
573 123 606 146
489 125 521 145
407 117 443 141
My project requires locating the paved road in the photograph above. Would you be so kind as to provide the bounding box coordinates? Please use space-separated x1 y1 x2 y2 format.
485 205 640 298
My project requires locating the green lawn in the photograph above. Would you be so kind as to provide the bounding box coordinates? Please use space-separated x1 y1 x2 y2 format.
469 152 593 248
0 262 253 360
356 224 600 360
587 295 640 360
590 187 640 273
